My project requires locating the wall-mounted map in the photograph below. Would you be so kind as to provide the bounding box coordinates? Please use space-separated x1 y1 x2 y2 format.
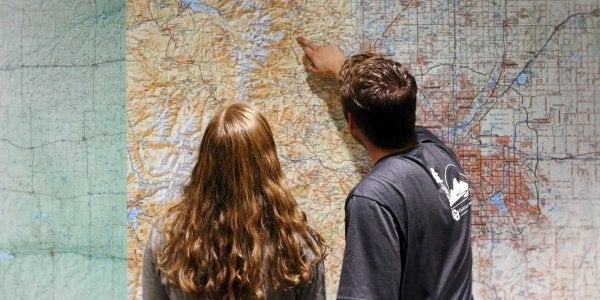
126 1 599 298
3 1 597 299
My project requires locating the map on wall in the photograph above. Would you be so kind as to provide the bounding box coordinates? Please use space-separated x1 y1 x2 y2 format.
0 0 127 299
127 0 599 299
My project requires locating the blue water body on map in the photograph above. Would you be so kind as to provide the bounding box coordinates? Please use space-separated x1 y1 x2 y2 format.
128 207 142 228
570 51 582 62
515 72 530 86
0 251 15 261
593 47 600 54
484 76 497 91
31 210 53 225
490 192 509 213
182 0 219 14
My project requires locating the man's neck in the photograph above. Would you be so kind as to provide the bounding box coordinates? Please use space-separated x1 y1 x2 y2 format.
347 118 417 165
364 141 416 166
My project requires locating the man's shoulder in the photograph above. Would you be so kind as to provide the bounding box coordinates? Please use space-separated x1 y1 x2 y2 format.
416 126 460 161
353 161 408 192
347 158 422 210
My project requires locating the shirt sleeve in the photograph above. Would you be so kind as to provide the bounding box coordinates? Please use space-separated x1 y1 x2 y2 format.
337 196 402 300
142 227 169 300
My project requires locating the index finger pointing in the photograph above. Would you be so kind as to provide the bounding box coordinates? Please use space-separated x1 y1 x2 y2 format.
296 36 319 50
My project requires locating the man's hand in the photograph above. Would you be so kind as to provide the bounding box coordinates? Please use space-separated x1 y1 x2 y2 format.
297 36 346 79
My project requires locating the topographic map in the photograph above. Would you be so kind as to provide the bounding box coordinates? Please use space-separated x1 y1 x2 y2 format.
1 0 596 299
125 0 599 299
0 0 126 299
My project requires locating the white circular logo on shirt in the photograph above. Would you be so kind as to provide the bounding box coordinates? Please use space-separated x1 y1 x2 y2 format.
452 209 460 221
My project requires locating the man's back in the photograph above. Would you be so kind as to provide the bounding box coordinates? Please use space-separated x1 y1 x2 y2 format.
338 127 472 299
294 37 473 299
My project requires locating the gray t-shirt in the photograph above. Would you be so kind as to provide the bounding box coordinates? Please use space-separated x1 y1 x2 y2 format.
337 127 473 299
143 225 326 300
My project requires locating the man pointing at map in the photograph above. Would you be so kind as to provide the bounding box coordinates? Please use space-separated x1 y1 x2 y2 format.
297 36 473 299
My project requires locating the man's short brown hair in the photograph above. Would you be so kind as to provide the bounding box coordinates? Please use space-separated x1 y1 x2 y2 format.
339 52 417 149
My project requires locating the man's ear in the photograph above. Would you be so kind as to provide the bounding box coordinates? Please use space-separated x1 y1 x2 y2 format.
347 112 364 146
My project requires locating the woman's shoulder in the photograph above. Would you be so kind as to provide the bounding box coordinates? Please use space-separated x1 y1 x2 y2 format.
146 216 168 252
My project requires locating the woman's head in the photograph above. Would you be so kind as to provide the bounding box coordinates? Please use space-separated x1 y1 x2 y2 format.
187 103 284 207
157 103 326 299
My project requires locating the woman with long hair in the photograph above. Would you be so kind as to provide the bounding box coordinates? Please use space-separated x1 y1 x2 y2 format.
142 103 327 299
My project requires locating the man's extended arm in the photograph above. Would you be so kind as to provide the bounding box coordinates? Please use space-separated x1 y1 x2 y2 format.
296 36 346 80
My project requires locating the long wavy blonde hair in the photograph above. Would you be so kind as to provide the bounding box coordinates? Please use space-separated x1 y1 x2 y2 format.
156 103 327 299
